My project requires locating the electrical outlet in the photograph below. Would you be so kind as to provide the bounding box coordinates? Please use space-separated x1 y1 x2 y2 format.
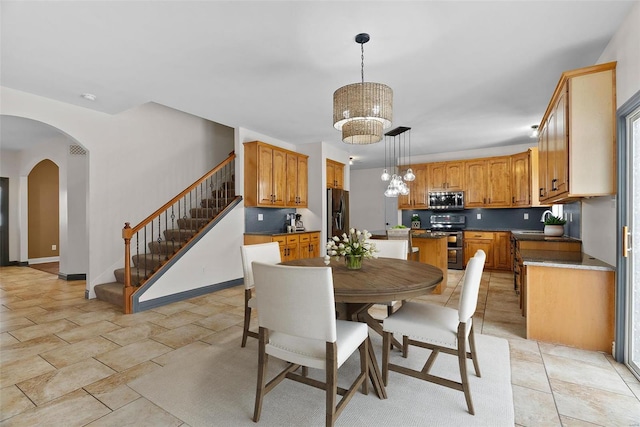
570 212 573 222
476 213 481 220
258 214 263 221
524 213 529 220
52 244 57 250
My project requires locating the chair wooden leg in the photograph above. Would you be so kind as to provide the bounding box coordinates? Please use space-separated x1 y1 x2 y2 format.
468 323 481 377
242 289 252 347
402 335 409 358
457 329 474 415
382 331 390 386
326 342 338 427
253 327 268 421
359 339 369 395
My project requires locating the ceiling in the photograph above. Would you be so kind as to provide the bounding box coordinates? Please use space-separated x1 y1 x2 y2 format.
0 1 635 169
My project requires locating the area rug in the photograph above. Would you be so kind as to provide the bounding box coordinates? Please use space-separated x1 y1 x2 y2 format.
129 333 514 426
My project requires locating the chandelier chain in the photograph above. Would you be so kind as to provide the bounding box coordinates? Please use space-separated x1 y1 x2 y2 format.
360 43 365 83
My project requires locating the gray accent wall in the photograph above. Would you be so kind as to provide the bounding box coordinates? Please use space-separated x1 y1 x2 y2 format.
245 207 296 233
402 206 581 237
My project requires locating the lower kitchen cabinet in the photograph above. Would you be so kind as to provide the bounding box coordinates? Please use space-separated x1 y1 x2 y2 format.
244 232 321 262
525 264 614 352
463 231 511 271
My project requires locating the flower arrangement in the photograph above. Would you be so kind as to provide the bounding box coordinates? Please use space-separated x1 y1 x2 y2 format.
325 228 377 269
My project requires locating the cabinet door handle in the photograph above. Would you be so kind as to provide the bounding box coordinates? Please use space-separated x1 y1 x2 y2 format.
539 188 544 198
551 178 558 191
512 196 515 204
483 198 486 204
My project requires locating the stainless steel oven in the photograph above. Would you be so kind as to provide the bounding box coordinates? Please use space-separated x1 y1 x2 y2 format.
429 214 465 270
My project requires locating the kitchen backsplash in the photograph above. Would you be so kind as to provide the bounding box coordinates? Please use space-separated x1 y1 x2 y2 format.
402 204 581 239
245 207 296 233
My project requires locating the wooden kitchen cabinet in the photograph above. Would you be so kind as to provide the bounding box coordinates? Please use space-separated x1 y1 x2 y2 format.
538 62 616 203
398 163 429 209
299 232 320 259
493 232 512 270
464 231 511 271
526 265 614 352
464 156 511 208
511 151 530 206
326 159 345 189
428 161 464 191
464 231 494 269
244 141 307 208
244 231 320 262
286 152 308 207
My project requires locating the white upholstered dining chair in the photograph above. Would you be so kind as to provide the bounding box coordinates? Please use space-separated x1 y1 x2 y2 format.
386 228 419 261
369 239 408 317
251 261 369 427
239 242 281 347
382 249 486 415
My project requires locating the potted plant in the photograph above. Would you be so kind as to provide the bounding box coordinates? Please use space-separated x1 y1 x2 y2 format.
411 214 421 229
543 215 567 237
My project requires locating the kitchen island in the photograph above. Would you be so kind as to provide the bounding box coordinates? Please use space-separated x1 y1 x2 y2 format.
518 242 615 353
369 230 448 294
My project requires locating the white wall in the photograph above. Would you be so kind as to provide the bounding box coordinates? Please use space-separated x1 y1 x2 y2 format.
1 87 234 297
0 150 21 261
139 202 244 301
583 1 640 266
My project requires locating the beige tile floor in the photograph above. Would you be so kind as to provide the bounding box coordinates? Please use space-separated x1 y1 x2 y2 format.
1 266 639 426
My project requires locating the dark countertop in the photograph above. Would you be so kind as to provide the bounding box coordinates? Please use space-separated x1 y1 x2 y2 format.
521 249 613 271
511 231 581 243
244 230 321 236
370 229 447 239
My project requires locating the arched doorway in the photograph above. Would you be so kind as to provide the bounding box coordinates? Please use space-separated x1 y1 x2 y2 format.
0 115 89 281
28 159 59 261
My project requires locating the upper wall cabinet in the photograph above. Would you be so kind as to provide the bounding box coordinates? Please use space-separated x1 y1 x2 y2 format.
326 159 345 189
464 156 512 208
428 161 464 191
398 163 429 209
286 152 308 207
538 62 616 203
511 150 530 207
244 141 308 208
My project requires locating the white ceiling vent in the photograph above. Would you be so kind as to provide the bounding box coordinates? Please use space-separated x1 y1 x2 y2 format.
69 145 87 155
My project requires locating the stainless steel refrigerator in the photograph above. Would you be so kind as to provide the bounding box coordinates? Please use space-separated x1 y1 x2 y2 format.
327 188 349 238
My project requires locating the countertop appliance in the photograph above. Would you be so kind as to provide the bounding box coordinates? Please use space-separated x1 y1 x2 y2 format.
428 191 464 210
428 214 466 270
327 188 349 238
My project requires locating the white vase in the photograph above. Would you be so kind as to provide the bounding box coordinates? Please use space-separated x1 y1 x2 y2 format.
544 225 564 237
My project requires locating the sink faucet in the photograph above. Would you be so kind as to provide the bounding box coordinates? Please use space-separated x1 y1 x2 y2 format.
540 210 553 222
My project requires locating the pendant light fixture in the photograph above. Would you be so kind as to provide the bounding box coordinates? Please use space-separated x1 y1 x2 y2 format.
382 126 413 197
333 33 393 144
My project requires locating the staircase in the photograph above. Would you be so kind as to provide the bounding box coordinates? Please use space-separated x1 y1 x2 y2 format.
94 154 238 312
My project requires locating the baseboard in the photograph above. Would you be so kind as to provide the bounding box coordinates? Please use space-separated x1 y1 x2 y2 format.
28 256 60 264
58 272 87 281
134 278 243 312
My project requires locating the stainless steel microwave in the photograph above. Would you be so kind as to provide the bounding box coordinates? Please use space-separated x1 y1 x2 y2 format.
428 191 464 210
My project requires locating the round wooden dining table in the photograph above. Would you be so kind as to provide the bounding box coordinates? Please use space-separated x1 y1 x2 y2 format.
281 256 444 399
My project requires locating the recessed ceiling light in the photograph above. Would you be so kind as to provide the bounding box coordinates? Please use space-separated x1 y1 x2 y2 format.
81 93 97 101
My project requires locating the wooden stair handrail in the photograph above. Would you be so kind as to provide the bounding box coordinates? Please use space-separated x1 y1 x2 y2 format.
121 152 236 313
123 152 235 239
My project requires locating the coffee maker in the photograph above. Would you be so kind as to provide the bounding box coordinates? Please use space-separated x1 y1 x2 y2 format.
295 214 305 231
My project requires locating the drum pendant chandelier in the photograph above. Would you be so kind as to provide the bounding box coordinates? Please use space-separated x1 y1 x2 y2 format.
333 33 393 144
